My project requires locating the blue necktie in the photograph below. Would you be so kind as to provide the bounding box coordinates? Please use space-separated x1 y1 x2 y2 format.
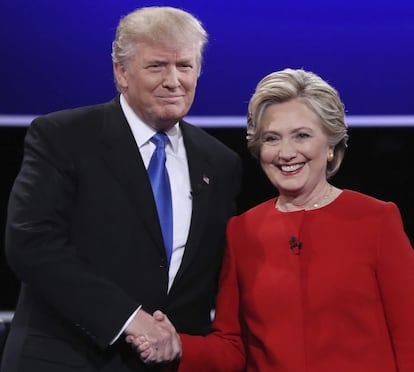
147 132 173 266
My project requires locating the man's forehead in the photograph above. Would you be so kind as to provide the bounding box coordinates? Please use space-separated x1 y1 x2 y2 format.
138 42 197 59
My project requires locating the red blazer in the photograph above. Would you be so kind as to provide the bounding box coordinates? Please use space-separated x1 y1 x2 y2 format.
180 190 414 372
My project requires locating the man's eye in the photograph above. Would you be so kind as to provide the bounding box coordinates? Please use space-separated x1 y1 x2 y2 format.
147 64 163 70
178 64 192 70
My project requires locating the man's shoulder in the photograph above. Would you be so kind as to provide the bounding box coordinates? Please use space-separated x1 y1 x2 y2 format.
24 98 122 150
39 97 119 124
27 97 121 140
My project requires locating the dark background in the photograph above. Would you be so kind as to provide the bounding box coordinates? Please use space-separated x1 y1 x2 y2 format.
1 0 414 310
1 125 414 310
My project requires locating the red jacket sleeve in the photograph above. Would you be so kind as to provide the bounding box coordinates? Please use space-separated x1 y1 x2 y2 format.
178 218 245 371
376 202 414 371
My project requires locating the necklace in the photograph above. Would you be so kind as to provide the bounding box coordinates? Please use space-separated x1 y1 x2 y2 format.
312 184 333 209
276 184 333 211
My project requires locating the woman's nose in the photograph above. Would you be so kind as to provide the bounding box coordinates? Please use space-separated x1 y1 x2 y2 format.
278 139 297 160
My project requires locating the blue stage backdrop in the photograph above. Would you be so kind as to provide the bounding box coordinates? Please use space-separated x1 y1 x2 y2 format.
1 0 413 120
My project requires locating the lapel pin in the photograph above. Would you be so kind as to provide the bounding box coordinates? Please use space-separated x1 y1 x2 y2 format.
203 175 210 185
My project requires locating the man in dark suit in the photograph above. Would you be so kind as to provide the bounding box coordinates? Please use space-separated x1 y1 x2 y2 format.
0 6 241 371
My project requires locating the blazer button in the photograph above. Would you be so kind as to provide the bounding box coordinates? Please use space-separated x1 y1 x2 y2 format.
159 259 167 268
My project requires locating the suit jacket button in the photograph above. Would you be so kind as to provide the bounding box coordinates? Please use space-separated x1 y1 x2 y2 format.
159 259 167 268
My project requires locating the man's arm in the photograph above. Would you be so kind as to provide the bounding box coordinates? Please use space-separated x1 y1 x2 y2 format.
5 117 139 348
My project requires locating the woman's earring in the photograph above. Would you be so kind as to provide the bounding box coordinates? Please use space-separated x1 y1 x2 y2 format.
327 151 334 162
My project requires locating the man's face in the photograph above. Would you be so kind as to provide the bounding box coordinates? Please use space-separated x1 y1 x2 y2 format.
114 41 200 131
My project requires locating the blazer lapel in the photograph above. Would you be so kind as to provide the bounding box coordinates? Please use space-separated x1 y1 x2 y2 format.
98 98 166 256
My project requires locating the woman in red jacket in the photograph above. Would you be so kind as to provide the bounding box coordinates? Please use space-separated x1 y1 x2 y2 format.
134 68 414 372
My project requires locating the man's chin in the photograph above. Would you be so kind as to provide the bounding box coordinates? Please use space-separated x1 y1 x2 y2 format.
160 108 188 122
152 114 185 131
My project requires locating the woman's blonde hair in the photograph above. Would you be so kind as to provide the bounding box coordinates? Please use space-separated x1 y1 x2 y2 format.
247 68 348 178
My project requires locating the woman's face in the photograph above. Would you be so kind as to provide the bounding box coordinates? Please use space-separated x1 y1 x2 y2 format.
259 99 332 197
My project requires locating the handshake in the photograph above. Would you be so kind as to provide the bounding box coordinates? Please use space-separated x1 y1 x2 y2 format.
125 309 182 364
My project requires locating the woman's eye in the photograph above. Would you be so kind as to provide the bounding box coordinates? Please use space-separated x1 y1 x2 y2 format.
262 134 279 144
296 132 310 139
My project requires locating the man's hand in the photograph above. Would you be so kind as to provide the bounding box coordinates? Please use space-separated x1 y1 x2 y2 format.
125 310 182 364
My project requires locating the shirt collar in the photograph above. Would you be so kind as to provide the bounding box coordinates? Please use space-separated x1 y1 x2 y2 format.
119 94 181 153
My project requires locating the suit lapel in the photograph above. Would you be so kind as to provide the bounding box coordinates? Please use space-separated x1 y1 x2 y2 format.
98 98 166 256
173 122 215 281
96 107 218 275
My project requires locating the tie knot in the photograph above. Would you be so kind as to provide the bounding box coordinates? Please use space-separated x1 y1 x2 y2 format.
151 132 169 149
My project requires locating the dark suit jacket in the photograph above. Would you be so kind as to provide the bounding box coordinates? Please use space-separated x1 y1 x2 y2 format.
1 96 242 372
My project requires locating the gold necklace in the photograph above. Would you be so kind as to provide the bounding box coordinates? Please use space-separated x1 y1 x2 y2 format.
312 184 333 209
276 184 333 211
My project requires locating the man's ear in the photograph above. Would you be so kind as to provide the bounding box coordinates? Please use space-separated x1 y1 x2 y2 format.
113 62 128 89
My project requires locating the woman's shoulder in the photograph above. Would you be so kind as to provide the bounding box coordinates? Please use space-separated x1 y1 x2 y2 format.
337 189 399 214
341 189 389 205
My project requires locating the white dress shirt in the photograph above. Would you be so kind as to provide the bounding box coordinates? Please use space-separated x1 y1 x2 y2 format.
110 95 193 344
120 94 192 291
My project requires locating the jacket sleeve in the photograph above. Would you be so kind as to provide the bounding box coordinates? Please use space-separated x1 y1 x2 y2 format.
178 217 246 371
376 202 414 371
5 117 139 348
